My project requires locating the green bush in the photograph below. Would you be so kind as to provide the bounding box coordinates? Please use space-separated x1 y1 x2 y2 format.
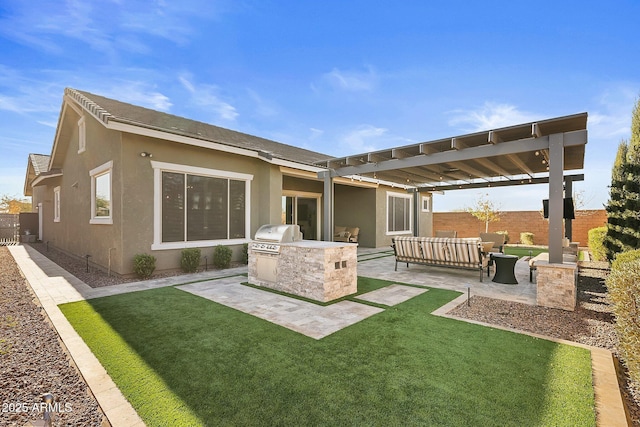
611 249 640 271
606 258 640 386
588 227 608 262
520 232 534 245
242 243 249 265
213 245 233 269
180 248 201 273
133 254 156 279
496 231 509 244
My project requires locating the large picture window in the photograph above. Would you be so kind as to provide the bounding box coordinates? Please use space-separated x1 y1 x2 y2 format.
387 192 412 234
90 161 112 224
153 161 251 249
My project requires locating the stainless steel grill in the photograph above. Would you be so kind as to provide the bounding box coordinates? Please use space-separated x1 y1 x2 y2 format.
251 224 303 253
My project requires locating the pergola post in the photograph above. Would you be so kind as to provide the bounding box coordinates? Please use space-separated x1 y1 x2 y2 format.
320 170 334 242
548 133 565 263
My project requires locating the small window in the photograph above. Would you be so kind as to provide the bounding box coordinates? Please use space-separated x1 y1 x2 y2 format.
421 196 431 212
90 161 112 224
53 186 61 222
387 192 412 234
78 116 86 154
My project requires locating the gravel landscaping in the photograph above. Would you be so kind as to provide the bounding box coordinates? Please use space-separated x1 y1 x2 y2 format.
3 243 639 425
0 247 105 427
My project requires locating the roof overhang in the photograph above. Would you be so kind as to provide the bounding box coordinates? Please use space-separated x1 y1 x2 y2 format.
316 113 588 192
31 169 63 187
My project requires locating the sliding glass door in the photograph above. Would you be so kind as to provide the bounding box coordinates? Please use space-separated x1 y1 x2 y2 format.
282 193 321 240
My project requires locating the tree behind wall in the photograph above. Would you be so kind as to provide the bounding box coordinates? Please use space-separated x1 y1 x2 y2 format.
0 195 32 213
605 98 640 259
465 193 501 233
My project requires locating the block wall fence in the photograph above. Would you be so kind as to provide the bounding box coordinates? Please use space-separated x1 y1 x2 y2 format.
432 210 607 247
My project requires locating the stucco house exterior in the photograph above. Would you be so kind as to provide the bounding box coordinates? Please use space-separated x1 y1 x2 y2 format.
25 88 432 276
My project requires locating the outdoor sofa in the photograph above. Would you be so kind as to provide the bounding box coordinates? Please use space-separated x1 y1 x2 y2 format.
391 236 489 281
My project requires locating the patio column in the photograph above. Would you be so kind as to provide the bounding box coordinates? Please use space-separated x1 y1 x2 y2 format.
319 170 334 242
411 188 419 237
548 133 564 264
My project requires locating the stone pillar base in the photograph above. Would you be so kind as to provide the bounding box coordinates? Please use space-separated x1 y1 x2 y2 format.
536 261 578 311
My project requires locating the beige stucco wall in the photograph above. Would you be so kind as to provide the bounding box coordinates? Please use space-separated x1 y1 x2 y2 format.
38 108 124 274
374 188 433 247
118 133 284 274
334 185 377 247
35 106 287 276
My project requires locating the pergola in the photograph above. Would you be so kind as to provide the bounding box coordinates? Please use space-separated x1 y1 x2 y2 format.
316 112 588 264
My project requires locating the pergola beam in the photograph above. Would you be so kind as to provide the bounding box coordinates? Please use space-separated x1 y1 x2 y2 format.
324 130 586 178
416 174 584 192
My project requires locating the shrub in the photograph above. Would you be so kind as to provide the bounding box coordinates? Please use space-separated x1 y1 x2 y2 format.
588 227 608 262
496 231 509 244
606 258 640 386
242 243 249 264
520 232 534 245
133 254 156 279
213 245 233 269
611 248 640 271
180 248 201 273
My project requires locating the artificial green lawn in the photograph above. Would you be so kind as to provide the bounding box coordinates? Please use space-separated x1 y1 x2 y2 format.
60 277 595 426
504 246 548 258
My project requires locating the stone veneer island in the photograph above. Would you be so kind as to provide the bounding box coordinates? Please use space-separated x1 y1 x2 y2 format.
248 241 357 303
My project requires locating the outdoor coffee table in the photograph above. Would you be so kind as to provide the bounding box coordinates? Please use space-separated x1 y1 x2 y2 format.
490 253 519 284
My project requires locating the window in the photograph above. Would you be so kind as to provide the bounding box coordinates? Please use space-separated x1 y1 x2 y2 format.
387 192 412 234
78 116 86 153
90 161 112 224
421 196 431 212
53 186 61 222
152 161 252 249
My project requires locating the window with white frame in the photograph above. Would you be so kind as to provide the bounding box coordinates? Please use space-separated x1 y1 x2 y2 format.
421 195 431 212
90 161 112 224
387 192 412 234
53 186 61 222
78 116 86 153
152 161 252 249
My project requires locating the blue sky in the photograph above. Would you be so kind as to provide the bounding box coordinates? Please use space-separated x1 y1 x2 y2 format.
1 0 638 211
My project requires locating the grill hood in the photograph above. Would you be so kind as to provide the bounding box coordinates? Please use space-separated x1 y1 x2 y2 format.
254 224 303 243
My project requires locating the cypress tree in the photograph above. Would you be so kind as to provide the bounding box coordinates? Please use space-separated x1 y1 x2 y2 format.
606 98 640 259
605 141 628 259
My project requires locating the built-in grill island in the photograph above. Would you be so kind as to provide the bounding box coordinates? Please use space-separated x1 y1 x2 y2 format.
248 224 357 302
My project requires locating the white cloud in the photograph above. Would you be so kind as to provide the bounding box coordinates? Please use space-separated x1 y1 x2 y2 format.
0 0 219 55
0 67 61 114
587 85 638 140
246 89 279 117
179 74 238 122
447 102 539 132
341 125 388 153
107 85 173 111
309 128 324 140
321 66 378 92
